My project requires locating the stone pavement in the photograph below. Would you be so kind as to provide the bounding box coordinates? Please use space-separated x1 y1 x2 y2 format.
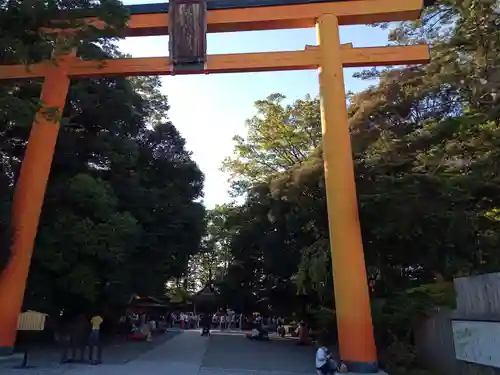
2 330 318 375
202 331 316 374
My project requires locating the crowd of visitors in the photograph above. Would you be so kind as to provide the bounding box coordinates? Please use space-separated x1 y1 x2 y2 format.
57 309 293 344
168 310 242 330
167 310 288 333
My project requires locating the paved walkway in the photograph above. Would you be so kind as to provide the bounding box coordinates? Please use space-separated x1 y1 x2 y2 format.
2 330 317 375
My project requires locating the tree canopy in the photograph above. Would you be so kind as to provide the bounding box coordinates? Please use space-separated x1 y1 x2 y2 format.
0 1 205 315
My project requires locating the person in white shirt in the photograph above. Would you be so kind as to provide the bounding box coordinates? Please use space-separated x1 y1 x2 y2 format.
212 313 218 328
220 314 226 331
315 336 338 375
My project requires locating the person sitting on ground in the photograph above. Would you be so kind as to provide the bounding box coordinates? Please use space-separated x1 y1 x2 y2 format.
250 318 268 338
315 335 339 375
200 313 211 334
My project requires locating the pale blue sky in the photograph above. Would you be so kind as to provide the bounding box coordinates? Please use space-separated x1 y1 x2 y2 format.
119 0 389 208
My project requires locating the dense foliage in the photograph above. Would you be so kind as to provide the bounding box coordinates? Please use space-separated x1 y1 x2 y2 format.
0 1 205 316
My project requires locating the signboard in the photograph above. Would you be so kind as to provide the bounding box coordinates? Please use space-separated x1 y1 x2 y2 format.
168 0 207 71
17 311 47 331
452 320 500 368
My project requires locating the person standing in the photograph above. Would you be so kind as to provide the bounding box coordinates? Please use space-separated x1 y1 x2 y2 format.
220 314 226 331
89 313 103 344
170 312 176 328
297 321 311 345
89 313 103 364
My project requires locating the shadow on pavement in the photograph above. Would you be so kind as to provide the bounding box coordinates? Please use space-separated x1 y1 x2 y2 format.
0 330 182 370
202 333 316 374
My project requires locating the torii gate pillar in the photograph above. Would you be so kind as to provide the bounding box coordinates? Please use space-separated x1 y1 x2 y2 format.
317 13 378 373
0 51 73 355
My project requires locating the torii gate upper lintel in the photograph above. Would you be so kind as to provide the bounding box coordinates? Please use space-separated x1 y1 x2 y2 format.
0 0 429 372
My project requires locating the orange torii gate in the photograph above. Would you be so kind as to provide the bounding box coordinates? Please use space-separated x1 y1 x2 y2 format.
0 0 429 372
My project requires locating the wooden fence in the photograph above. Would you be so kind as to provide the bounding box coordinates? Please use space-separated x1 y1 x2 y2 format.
415 273 500 375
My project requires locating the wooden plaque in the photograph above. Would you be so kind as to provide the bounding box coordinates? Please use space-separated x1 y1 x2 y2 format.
17 311 47 331
168 0 207 70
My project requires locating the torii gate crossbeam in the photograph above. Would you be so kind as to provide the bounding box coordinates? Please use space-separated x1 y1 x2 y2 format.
0 0 429 372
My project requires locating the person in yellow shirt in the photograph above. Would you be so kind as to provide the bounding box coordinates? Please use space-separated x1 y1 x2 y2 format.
89 314 103 344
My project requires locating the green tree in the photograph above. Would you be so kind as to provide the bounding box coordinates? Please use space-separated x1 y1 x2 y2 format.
187 205 235 291
0 0 130 275
222 94 322 195
28 174 140 313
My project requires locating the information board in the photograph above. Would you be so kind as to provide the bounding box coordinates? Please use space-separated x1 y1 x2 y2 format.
452 320 500 369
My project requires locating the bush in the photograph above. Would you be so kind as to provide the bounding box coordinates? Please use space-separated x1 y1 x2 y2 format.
373 282 455 375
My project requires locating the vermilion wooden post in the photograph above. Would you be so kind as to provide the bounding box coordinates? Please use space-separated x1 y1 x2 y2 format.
316 14 378 373
0 49 74 355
